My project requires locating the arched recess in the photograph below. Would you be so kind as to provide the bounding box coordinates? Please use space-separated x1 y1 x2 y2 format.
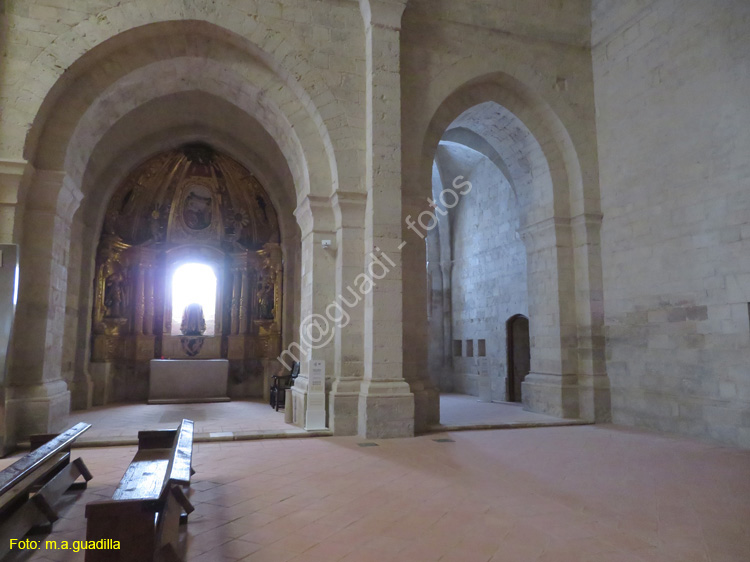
429 132 529 401
6 20 342 441
88 144 286 404
404 72 610 423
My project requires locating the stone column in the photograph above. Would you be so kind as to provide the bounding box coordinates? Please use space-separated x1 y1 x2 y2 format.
279 237 300 351
239 270 249 335
328 192 366 436
67 216 93 411
437 203 454 388
0 159 27 244
0 244 19 454
425 229 444 387
133 265 146 335
290 196 336 428
440 260 454 387
519 217 580 419
357 0 415 438
572 213 611 422
230 269 241 335
144 266 155 335
6 171 82 442
401 194 440 432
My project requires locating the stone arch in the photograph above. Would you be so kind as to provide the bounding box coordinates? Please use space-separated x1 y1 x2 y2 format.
7 18 345 440
440 129 517 200
63 91 304 410
24 20 339 202
65 58 309 201
417 74 581 222
405 71 608 422
429 133 529 401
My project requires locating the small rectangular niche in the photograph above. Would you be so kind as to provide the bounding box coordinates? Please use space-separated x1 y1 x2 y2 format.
466 340 474 358
478 339 486 357
453 340 462 357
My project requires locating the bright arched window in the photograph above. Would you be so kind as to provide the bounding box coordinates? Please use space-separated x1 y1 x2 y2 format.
171 263 217 336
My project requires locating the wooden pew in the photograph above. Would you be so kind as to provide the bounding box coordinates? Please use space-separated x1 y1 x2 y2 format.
0 423 92 558
85 419 195 562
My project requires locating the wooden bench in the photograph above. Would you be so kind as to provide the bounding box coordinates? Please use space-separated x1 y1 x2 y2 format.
84 419 195 562
0 423 92 558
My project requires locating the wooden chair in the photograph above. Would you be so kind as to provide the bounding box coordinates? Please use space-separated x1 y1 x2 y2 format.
84 419 195 562
0 423 92 558
270 361 299 411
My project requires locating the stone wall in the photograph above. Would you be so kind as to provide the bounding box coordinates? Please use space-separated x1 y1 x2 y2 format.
401 0 606 423
7 0 721 441
439 144 528 399
0 0 367 193
0 0 371 440
593 0 750 446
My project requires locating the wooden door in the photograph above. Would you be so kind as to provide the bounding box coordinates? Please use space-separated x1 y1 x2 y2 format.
506 315 530 402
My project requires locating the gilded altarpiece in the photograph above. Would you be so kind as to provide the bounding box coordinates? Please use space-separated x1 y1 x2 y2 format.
91 145 283 402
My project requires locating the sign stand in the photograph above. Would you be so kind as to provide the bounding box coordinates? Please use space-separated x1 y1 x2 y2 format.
305 360 327 430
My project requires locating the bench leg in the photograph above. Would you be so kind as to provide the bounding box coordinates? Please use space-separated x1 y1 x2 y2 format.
72 457 94 486
67 458 94 490
155 485 192 560
32 456 92 522
170 486 194 525
0 500 49 559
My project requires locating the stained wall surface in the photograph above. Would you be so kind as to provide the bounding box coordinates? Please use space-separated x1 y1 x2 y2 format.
593 0 750 446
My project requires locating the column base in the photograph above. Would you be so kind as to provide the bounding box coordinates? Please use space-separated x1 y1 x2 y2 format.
358 380 414 439
408 380 440 433
6 380 71 444
329 379 361 436
70 372 93 411
578 373 612 422
89 362 115 406
499 376 509 402
291 378 309 428
522 373 580 419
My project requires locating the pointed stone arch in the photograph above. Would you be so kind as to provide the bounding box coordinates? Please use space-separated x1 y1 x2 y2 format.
403 72 610 423
24 20 340 202
6 18 348 442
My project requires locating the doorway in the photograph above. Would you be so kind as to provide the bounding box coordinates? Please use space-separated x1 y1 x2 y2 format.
506 314 530 402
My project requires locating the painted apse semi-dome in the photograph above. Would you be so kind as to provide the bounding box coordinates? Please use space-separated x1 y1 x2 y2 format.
91 144 284 402
102 144 279 250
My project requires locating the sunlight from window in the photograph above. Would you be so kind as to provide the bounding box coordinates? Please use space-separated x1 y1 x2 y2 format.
171 263 216 336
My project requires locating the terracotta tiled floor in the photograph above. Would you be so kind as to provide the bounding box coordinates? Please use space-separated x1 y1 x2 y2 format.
436 394 581 428
58 394 574 445
63 399 298 444
4 424 750 561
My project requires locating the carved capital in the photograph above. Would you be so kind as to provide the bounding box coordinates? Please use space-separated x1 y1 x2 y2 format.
332 191 367 230
518 216 571 252
0 158 28 205
294 195 336 238
359 0 408 30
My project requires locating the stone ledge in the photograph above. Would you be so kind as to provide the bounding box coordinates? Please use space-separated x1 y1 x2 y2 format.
426 419 592 434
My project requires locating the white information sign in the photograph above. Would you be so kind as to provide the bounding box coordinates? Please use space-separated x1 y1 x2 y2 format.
305 360 327 430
